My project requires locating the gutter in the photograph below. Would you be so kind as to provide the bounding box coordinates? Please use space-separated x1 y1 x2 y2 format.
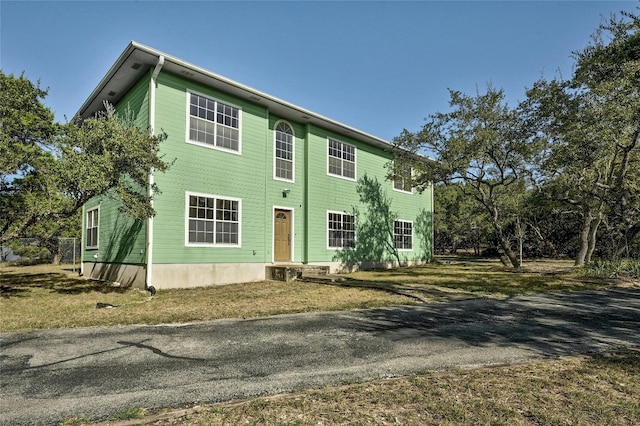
145 55 165 290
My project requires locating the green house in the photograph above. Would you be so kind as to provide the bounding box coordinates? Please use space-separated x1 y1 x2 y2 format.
79 42 433 289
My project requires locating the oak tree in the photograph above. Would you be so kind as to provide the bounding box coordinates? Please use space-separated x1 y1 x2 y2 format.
393 87 541 268
0 71 169 250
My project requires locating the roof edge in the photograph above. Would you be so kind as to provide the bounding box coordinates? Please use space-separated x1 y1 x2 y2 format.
77 41 409 153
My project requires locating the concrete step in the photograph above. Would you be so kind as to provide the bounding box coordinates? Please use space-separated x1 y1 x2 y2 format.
266 265 330 282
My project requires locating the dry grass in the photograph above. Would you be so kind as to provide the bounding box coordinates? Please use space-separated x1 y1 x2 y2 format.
0 259 610 333
83 347 640 425
0 263 411 332
5 261 637 426
331 257 607 301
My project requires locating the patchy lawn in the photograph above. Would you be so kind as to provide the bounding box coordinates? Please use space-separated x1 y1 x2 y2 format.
1 258 615 332
324 257 609 302
0 263 411 332
76 347 640 426
4 260 638 426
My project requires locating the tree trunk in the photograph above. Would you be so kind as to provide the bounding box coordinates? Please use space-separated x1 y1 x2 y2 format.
40 237 63 265
575 212 594 266
52 251 63 265
498 236 521 269
585 215 602 263
616 221 640 259
485 202 520 269
529 222 557 258
494 221 520 269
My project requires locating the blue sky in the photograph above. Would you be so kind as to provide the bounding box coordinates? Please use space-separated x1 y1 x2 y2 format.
1 1 636 142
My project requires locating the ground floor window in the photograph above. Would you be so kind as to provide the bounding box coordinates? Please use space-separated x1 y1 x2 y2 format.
86 207 99 249
328 211 355 249
187 193 240 246
394 220 413 250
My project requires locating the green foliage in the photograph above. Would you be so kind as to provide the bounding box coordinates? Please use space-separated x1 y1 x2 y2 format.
60 103 169 219
394 86 540 268
395 8 639 266
433 182 491 254
582 258 640 279
526 10 640 265
110 407 144 421
0 71 57 183
0 72 170 246
6 239 50 264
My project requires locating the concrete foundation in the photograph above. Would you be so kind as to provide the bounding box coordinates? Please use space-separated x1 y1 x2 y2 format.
151 263 266 289
317 259 429 274
83 262 146 289
82 259 430 289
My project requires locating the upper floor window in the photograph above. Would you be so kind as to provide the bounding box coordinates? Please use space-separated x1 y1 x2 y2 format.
186 193 241 246
393 163 412 193
327 138 356 180
188 92 241 153
328 211 356 249
274 121 294 181
393 220 413 250
86 207 99 249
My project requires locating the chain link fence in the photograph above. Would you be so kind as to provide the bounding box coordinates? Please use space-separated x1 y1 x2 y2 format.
1 237 81 270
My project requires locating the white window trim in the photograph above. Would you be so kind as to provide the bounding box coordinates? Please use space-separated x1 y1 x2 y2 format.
86 206 99 250
273 120 295 183
394 219 414 251
272 206 295 263
185 90 243 156
326 138 357 182
326 210 356 250
184 191 242 248
393 165 413 194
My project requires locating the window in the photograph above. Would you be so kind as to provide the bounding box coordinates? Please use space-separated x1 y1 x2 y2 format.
187 194 241 246
328 138 356 180
188 92 241 152
86 208 99 249
393 163 412 193
274 121 294 181
328 211 355 249
394 220 413 250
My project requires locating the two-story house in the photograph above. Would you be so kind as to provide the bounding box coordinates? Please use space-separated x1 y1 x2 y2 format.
79 42 433 289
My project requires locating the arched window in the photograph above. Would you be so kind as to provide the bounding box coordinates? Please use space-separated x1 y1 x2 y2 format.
274 121 294 181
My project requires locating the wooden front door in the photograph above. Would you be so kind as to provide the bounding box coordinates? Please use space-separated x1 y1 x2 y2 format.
274 209 291 262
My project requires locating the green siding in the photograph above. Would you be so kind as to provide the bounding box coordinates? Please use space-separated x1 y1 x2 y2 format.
150 70 432 266
118 73 151 129
82 192 147 265
82 75 150 266
82 67 432 274
305 124 433 264
151 71 272 264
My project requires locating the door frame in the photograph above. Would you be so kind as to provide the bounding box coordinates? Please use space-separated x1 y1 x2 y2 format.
272 206 294 263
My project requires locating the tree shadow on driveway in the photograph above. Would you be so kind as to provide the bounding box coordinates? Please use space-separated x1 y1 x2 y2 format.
346 289 640 359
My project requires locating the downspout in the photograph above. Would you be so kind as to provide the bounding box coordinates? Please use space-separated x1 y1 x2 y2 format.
303 123 311 264
146 55 165 290
431 182 435 261
80 205 85 276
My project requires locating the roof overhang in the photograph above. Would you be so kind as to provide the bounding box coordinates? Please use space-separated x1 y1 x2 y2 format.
77 41 397 151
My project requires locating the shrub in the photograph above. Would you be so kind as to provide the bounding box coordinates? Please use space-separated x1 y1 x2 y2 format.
583 259 640 279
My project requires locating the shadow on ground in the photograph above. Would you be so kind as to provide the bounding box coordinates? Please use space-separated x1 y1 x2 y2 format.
344 289 640 359
0 271 128 298
305 261 609 303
